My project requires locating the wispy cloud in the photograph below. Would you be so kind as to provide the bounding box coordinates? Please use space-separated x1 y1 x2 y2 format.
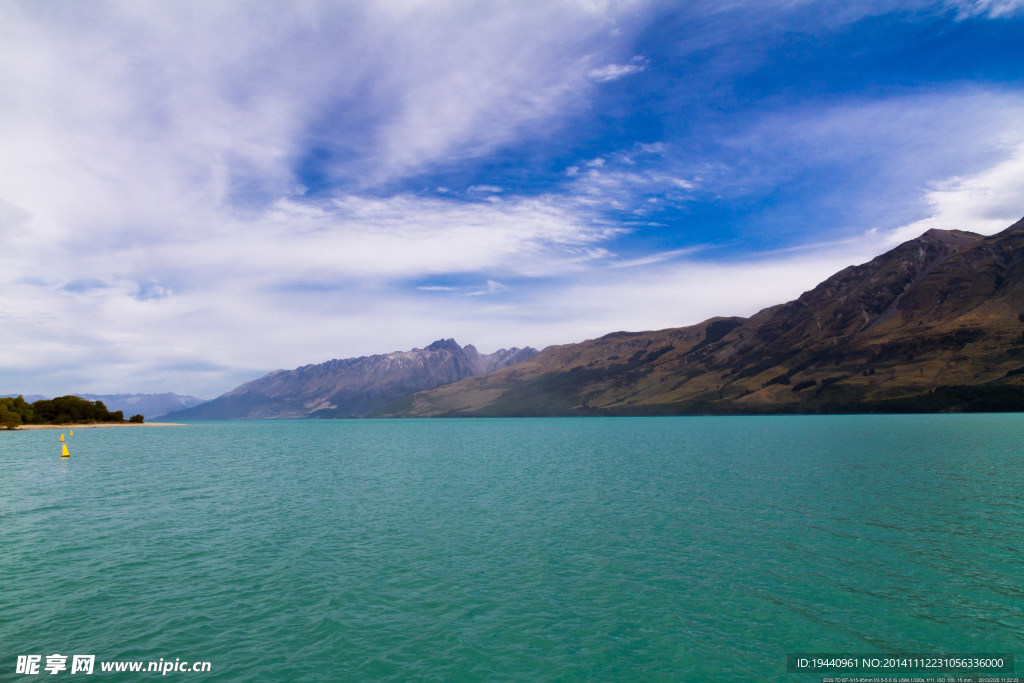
945 0 1024 18
561 144 704 215
467 280 511 296
324 2 637 185
587 56 649 82
610 247 705 268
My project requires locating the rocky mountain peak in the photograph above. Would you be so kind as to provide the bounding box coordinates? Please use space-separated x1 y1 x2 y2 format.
167 338 537 420
425 338 461 353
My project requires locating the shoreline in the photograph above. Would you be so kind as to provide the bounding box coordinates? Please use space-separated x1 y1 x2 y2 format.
13 422 185 430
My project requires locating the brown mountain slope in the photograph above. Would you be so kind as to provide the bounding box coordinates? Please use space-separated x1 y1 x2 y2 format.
384 218 1024 416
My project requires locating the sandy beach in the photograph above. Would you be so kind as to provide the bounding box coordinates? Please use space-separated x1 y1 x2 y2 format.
14 422 185 430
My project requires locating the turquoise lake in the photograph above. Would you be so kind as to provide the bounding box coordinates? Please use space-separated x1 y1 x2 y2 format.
1 416 1022 681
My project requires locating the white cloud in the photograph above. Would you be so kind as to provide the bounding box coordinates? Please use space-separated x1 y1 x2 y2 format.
335 2 637 184
252 194 621 278
945 0 1024 18
568 164 701 211
467 280 511 296
2 189 624 306
587 56 649 82
610 247 705 268
886 141 1024 244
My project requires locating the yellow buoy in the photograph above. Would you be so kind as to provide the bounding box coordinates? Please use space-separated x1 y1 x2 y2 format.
70 430 74 436
61 443 70 458
60 434 65 442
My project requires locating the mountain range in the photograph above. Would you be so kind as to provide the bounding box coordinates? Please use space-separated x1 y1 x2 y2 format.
382 218 1024 416
165 218 1024 419
167 339 537 420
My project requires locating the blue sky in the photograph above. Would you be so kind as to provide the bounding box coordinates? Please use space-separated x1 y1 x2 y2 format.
2 0 1023 398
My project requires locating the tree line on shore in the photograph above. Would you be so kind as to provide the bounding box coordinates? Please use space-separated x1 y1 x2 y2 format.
0 395 144 429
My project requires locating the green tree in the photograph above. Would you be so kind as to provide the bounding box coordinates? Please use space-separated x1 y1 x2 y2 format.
0 407 21 429
28 395 127 424
129 414 144 423
6 396 33 423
